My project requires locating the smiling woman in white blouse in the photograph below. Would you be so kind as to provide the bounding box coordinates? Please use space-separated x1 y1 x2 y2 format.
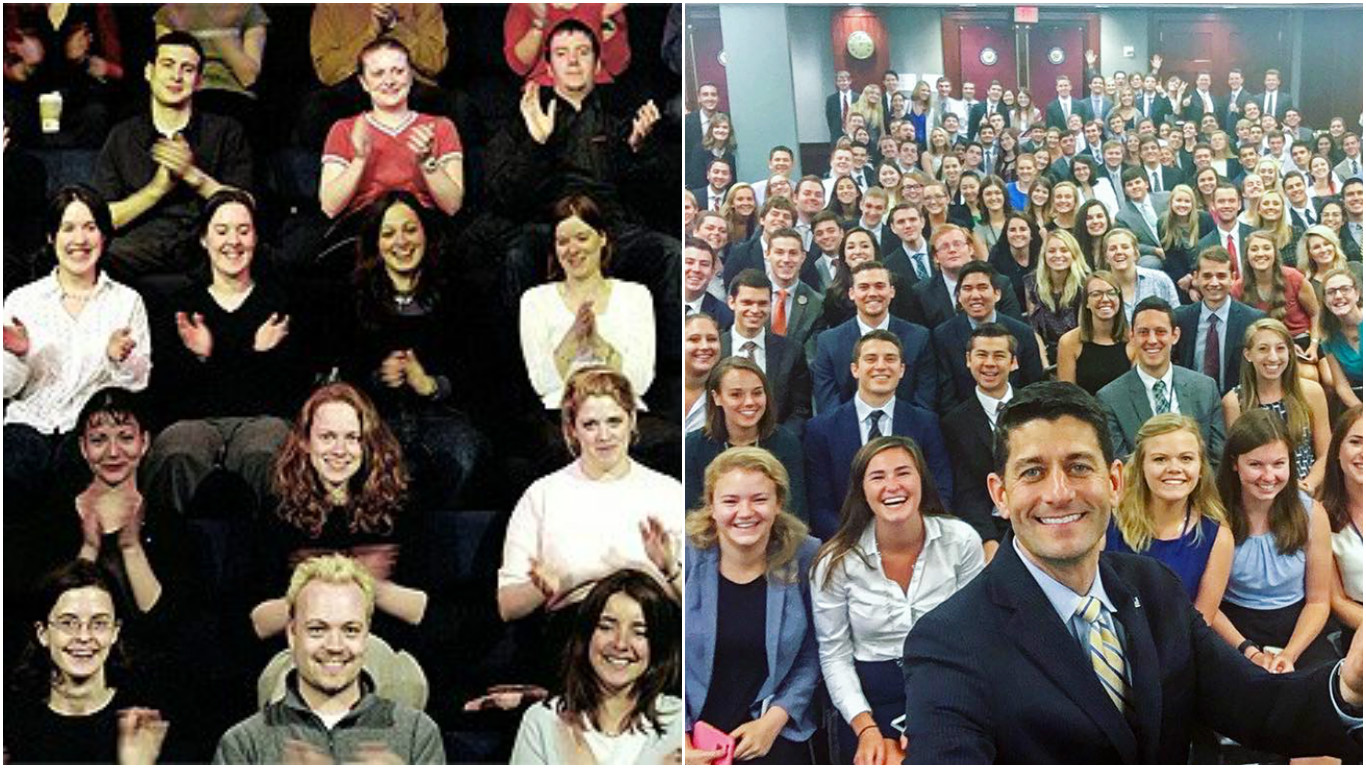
3 185 150 515
810 435 984 765
519 194 655 410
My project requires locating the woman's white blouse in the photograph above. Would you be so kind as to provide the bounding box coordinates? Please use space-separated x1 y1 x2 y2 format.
519 278 656 409
3 271 151 433
498 460 683 601
811 516 985 725
1330 524 1363 603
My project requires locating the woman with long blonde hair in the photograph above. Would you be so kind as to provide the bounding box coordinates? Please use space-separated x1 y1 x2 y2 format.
1251 192 1301 264
1222 318 1332 494
1025 229 1090 365
851 84 885 145
683 447 819 764
1108 414 1234 624
721 183 758 245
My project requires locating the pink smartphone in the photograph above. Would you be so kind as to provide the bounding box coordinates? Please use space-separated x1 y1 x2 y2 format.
691 720 735 765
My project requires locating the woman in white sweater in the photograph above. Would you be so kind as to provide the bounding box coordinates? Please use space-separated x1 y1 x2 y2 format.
519 194 655 409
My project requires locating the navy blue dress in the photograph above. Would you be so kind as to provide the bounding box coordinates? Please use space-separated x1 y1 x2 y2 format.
1106 516 1219 601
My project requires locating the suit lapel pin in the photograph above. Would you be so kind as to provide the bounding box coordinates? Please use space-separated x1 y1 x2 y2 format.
797 294 808 305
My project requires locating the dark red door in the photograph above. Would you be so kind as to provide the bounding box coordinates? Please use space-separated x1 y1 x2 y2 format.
1150 13 1288 94
830 8 890 93
1027 24 1085 96
958 23 1017 94
685 14 729 112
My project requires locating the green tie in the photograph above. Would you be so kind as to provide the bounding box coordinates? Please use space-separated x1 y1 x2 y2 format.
1077 596 1131 713
1152 379 1170 414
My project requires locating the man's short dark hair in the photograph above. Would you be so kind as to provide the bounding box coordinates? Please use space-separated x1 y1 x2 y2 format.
850 259 890 279
1214 181 1242 198
685 236 715 257
993 381 1115 474
759 195 796 219
1121 166 1148 186
1343 177 1363 195
796 175 825 194
153 30 206 73
1132 296 1177 328
968 322 1018 355
769 145 794 160
1291 140 1312 155
954 260 1000 297
1196 245 1231 267
729 268 772 297
543 18 601 62
888 202 920 221
811 210 841 228
768 227 803 249
706 156 731 174
358 36 412 75
852 328 904 364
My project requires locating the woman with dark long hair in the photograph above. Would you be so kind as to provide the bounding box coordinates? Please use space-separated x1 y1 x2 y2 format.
1073 198 1113 272
987 212 1042 312
6 560 169 765
973 175 1012 250
810 436 983 765
346 190 486 510
511 569 683 764
1320 406 1362 635
1057 271 1133 395
1234 231 1322 378
686 112 738 191
1213 410 1336 673
684 357 805 520
822 228 916 328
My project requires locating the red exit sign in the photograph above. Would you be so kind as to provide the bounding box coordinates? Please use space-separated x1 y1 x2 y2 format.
1015 6 1039 23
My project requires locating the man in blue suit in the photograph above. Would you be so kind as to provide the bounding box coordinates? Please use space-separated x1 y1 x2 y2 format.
804 329 952 539
1172 247 1265 395
723 196 796 288
684 238 733 331
810 261 935 414
903 381 1363 764
931 261 1044 413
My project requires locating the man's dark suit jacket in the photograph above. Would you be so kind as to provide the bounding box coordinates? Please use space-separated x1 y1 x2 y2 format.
1182 92 1226 123
721 329 812 434
804 398 953 540
903 539 1360 764
1137 164 1183 194
1135 92 1172 125
1084 95 1115 125
1256 90 1295 121
721 230 764 288
907 271 1024 332
941 396 1004 544
1173 299 1266 395
1196 222 1256 271
810 316 935 414
1045 98 1094 131
688 184 731 215
931 313 1043 413
826 91 852 139
684 110 705 143
967 101 1009 140
694 293 734 332
1224 89 1256 132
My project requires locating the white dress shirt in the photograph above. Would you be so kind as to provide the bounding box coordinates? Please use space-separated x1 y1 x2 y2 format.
1195 298 1232 384
3 271 151 433
811 517 986 725
975 384 1014 431
731 326 767 372
1135 363 1181 415
854 394 896 445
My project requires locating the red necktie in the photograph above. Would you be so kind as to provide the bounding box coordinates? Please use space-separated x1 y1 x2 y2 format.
1226 232 1238 279
773 288 788 335
1204 314 1221 382
842 93 849 125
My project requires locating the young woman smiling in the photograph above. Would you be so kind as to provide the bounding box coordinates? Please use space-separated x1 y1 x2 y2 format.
1107 414 1234 625
1320 406 1363 635
1222 319 1331 494
1233 230 1322 379
1056 271 1133 395
1317 268 1363 409
1025 229 1089 365
810 436 983 765
683 313 721 435
684 357 805 520
684 447 820 764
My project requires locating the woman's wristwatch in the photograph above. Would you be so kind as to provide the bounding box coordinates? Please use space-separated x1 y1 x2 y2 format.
1237 639 1260 657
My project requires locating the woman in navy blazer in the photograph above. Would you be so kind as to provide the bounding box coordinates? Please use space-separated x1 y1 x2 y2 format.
684 446 821 764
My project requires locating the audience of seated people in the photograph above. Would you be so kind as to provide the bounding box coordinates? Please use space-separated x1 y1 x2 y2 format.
4 7 681 763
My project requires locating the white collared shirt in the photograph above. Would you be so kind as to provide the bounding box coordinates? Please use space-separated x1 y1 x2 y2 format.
856 313 892 337
940 271 958 306
765 268 799 328
732 327 767 372
901 241 929 279
1135 363 1180 415
3 271 152 433
684 296 705 315
1012 537 1127 652
854 394 896 445
812 517 986 725
975 384 1014 430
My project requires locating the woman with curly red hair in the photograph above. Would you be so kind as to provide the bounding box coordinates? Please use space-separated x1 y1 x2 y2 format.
249 382 428 642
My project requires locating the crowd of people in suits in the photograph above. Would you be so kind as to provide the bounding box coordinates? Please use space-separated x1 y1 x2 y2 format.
4 4 685 764
681 46 1363 764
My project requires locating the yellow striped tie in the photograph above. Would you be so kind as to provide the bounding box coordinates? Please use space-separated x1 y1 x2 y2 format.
1077 596 1131 713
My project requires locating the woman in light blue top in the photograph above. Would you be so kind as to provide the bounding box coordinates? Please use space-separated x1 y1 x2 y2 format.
1213 409 1336 673
810 436 983 765
1102 227 1180 322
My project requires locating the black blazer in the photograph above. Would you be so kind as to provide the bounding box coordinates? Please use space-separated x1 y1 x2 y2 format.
685 146 736 192
1172 299 1266 395
1182 91 1226 123
903 540 1361 764
721 230 764 288
931 312 1043 413
688 184 730 215
694 293 734 332
907 270 1025 332
826 90 853 139
1044 98 1094 131
1134 92 1171 126
967 101 1009 140
1224 89 1256 132
1196 223 1256 272
940 396 1002 543
721 329 812 435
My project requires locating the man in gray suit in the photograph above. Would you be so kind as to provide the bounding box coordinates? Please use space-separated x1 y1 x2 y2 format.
1112 166 1170 263
1334 133 1362 181
1098 296 1224 464
765 228 827 361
